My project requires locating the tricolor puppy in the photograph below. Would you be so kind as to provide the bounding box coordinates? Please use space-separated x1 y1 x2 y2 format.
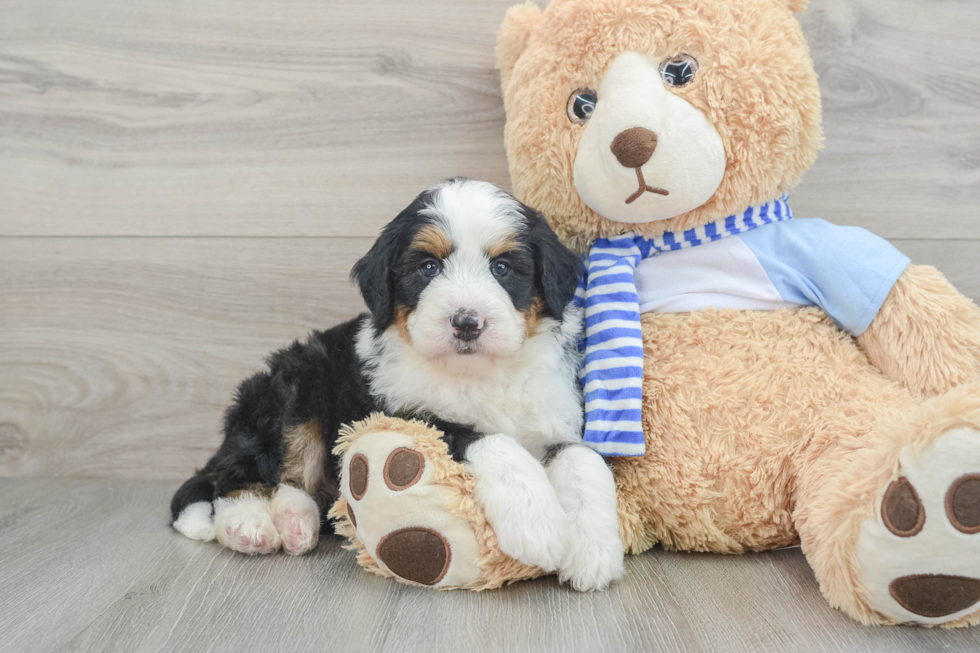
170 179 625 591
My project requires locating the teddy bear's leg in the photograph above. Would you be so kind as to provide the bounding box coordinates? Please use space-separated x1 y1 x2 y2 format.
545 444 625 591
858 265 980 397
795 382 980 627
330 414 542 590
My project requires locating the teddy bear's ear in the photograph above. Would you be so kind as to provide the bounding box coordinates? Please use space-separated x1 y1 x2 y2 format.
783 0 808 12
496 2 544 87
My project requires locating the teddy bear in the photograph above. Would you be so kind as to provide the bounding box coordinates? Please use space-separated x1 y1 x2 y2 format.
330 0 980 627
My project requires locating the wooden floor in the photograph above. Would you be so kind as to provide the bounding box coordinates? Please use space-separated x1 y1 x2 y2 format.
1 0 980 650
1 478 979 653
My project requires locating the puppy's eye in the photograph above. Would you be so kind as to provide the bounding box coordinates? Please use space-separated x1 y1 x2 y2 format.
419 259 442 278
659 54 699 87
567 88 597 125
491 260 511 278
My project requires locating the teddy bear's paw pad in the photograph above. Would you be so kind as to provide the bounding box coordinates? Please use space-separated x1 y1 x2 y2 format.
340 429 482 588
384 448 424 490
375 527 451 585
271 485 320 556
857 427 980 624
889 575 980 619
947 474 980 534
214 498 281 555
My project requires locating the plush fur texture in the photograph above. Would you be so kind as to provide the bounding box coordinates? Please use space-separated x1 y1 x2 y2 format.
483 0 980 626
329 414 543 591
498 0 823 252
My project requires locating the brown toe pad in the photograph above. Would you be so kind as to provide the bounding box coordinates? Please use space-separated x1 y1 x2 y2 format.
947 474 980 534
384 448 425 491
882 477 925 537
890 574 980 618
376 527 451 586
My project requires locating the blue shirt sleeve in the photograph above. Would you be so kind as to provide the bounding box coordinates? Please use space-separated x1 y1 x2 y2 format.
738 219 910 336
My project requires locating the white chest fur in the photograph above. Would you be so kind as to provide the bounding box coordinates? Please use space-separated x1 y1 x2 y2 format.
356 310 584 460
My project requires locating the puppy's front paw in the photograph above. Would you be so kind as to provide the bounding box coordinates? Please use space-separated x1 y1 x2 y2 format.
467 434 570 572
547 444 625 591
489 495 569 572
559 534 625 592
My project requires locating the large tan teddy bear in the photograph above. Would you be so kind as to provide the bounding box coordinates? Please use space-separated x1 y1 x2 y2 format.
332 0 980 627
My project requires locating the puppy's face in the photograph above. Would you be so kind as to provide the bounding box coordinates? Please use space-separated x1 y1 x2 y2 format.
353 179 581 360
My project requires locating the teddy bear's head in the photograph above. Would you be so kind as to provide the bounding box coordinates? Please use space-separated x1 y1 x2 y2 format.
497 0 822 252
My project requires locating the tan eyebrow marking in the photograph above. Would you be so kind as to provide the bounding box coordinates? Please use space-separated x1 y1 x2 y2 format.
412 225 453 259
486 232 521 259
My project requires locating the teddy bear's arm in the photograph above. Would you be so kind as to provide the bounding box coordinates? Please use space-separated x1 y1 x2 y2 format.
857 264 980 397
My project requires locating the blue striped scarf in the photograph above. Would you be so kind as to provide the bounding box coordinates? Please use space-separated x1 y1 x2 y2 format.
572 195 794 456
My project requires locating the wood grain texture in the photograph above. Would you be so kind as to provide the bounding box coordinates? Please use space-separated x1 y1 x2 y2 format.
1 237 976 481
0 237 370 479
1 1 979 648
1 478 979 653
0 0 978 238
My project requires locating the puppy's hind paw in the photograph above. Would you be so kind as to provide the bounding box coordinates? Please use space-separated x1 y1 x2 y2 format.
271 484 320 555
214 495 281 555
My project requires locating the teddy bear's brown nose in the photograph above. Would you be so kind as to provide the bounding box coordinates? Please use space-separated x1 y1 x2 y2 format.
611 126 659 168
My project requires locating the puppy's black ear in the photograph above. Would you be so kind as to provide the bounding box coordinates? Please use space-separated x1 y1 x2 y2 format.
524 205 582 319
351 231 397 330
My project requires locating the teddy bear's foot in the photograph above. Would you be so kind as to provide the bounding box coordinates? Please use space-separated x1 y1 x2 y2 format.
335 424 482 587
270 484 320 555
330 415 543 590
856 427 980 625
214 494 282 555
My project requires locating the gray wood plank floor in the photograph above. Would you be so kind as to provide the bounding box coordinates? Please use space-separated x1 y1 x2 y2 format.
2 0 980 650
2 478 980 653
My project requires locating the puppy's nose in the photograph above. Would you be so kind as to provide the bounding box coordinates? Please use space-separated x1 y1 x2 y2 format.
451 310 482 342
611 126 658 168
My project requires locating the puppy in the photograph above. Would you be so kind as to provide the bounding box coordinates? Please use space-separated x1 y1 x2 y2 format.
170 178 625 590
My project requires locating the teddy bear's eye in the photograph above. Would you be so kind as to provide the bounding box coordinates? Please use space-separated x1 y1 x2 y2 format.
659 54 699 87
567 88 598 125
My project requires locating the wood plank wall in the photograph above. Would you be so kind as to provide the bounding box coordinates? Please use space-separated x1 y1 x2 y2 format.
2 0 978 479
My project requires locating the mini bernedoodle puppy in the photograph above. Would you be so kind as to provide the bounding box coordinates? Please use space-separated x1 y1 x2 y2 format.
171 178 625 590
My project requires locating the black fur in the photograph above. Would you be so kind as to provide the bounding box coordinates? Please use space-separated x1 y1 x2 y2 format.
523 205 582 319
351 190 436 332
171 180 582 534
170 316 481 525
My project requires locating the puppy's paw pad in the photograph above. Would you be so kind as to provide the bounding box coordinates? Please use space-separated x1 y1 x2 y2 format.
218 513 280 555
271 485 320 555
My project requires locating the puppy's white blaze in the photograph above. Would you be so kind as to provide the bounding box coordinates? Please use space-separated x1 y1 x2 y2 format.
547 446 625 591
173 501 216 542
422 178 525 244
465 434 570 572
410 179 528 360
